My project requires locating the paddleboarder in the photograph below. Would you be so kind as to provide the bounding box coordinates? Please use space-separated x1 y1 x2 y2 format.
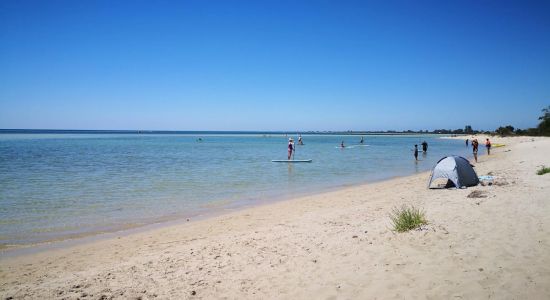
288 138 294 160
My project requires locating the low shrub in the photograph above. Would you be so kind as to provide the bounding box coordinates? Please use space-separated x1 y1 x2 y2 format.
389 205 427 232
537 166 550 175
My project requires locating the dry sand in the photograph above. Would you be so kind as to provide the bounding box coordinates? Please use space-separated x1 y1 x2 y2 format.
1 136 550 299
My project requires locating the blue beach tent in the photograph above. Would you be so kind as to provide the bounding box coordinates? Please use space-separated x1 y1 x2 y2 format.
428 156 479 188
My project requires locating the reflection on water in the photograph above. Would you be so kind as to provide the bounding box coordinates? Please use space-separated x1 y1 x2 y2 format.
287 163 294 177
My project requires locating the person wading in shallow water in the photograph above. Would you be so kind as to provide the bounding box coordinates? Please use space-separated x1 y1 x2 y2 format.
472 139 479 162
421 141 428 153
414 144 419 161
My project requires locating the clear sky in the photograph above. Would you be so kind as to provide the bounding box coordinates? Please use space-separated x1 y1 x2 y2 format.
1 0 549 131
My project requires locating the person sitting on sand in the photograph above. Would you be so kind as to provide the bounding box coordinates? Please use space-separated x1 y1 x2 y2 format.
485 138 491 155
414 144 419 161
288 138 294 160
472 139 479 162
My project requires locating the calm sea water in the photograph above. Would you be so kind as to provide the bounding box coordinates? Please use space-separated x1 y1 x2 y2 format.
0 133 472 246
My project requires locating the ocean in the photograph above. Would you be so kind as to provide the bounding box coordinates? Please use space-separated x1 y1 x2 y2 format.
0 132 472 247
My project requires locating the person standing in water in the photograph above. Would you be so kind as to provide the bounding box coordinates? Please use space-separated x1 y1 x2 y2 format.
340 141 345 148
287 138 294 160
414 144 419 161
472 139 479 162
298 135 303 145
360 136 364 144
485 138 491 155
465 138 469 146
421 141 428 153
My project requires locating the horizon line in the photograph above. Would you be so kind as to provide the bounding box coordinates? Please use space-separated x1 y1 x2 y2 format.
0 128 474 134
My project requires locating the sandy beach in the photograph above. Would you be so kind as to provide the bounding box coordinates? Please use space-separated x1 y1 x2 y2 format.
1 135 549 299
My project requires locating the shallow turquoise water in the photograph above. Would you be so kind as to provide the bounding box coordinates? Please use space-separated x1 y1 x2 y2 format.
0 133 471 246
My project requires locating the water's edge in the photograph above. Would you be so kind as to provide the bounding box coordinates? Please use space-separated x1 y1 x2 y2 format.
0 169 434 259
0 134 474 255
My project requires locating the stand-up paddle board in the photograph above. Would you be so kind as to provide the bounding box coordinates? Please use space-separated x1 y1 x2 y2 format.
272 159 312 163
339 145 370 149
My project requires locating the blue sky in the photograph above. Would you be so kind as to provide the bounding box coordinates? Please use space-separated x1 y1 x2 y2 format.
1 0 549 131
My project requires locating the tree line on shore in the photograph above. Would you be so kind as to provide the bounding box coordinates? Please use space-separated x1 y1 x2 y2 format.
494 106 550 137
344 106 550 137
433 106 550 137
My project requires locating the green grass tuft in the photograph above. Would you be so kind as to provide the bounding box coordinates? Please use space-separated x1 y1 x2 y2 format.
390 205 428 232
537 166 550 175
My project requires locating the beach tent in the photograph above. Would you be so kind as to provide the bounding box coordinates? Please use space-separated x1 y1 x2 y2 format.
428 156 479 188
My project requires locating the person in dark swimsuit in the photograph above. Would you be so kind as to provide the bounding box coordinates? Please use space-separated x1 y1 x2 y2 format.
421 141 428 153
414 144 419 161
287 138 294 160
472 139 479 162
